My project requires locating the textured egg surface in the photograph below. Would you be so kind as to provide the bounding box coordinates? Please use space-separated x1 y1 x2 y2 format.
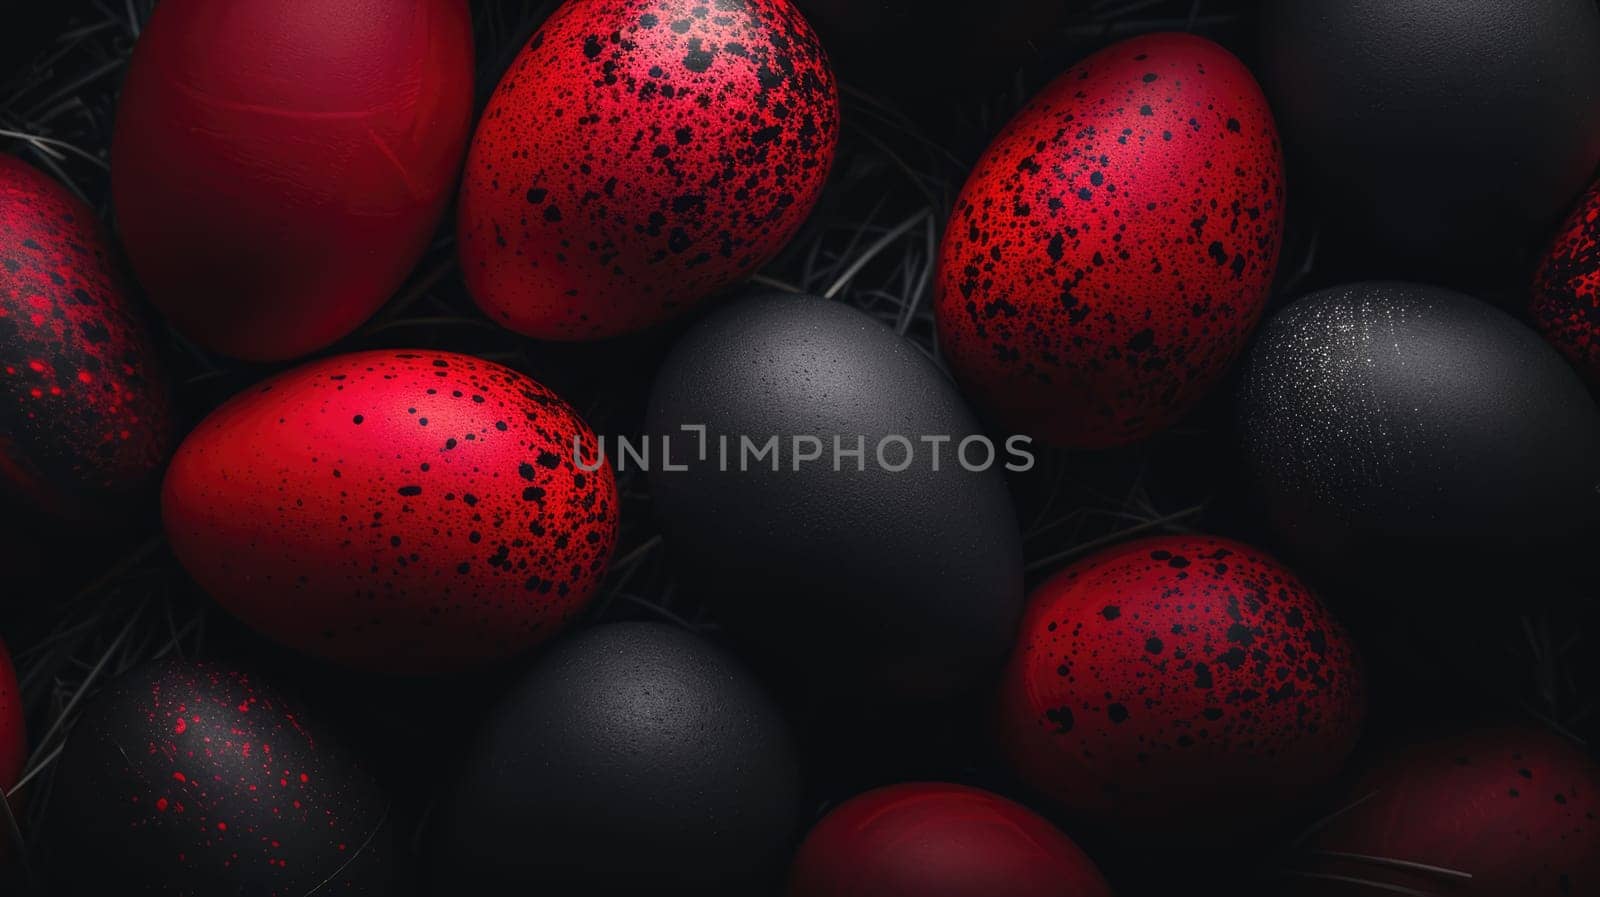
459 0 840 340
111 0 475 361
435 622 801 895
1534 179 1600 383
1296 726 1599 896
0 154 172 519
787 783 1114 897
1000 535 1364 827
162 350 618 671
1237 282 1600 576
936 32 1283 449
0 638 23 791
45 658 392 896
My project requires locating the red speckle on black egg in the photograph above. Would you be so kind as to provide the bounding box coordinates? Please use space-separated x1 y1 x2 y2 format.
459 0 840 339
999 535 1363 830
935 33 1283 448
1533 178 1600 384
161 350 619 672
0 154 172 518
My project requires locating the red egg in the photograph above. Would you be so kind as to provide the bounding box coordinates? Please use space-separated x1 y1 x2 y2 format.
459 0 840 340
935 33 1284 449
788 783 1113 897
999 535 1364 829
1533 179 1600 384
162 350 619 671
1292 726 1600 896
0 638 24 791
111 0 475 361
0 154 173 519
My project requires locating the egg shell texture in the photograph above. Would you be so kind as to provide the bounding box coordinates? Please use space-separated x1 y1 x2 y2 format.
0 154 172 519
111 0 475 361
787 783 1114 897
459 0 841 340
1534 179 1600 384
161 350 618 672
0 639 24 791
936 32 1283 449
1297 727 1600 896
44 658 392 896
1000 535 1364 827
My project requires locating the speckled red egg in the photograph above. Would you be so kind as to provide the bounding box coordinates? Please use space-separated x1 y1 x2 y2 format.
788 783 1114 897
1533 179 1600 384
459 0 840 340
1294 726 1599 896
161 350 618 671
0 154 173 519
111 0 475 361
936 33 1284 449
999 535 1363 829
43 658 392 895
0 637 24 791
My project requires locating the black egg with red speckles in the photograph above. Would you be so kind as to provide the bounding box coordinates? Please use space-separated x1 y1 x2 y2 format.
43 658 393 896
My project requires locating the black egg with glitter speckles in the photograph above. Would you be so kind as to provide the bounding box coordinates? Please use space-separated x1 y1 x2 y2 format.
432 622 801 896
42 658 393 896
1237 282 1600 577
645 294 1025 706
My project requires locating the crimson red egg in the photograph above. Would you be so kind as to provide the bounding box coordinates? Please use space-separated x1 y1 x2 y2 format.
111 0 475 361
788 783 1114 897
459 0 841 340
1293 726 1600 896
1533 178 1600 384
936 33 1284 449
0 154 173 519
0 638 24 791
999 535 1364 830
161 350 619 671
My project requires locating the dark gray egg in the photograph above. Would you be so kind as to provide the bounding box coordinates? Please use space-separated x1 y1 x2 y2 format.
644 294 1025 705
1261 0 1600 268
432 623 800 896
1236 282 1600 575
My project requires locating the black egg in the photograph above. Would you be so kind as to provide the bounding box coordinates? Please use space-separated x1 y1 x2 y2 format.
43 658 392 896
433 623 800 896
645 294 1025 705
1237 282 1600 576
1261 0 1600 267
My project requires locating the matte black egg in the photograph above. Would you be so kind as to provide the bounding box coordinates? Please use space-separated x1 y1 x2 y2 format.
644 294 1025 705
43 658 393 896
1261 0 1600 267
433 622 800 896
1237 282 1600 576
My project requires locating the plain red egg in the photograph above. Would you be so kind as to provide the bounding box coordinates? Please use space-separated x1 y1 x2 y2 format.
459 0 840 340
111 0 475 361
1533 178 1600 384
787 783 1113 897
0 154 173 519
999 535 1364 830
1292 726 1599 896
0 638 24 791
162 350 619 671
936 33 1284 449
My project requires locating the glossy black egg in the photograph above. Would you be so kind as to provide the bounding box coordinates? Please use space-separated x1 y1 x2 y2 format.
433 623 800 896
645 294 1025 705
1237 282 1600 575
1261 0 1600 267
43 658 393 896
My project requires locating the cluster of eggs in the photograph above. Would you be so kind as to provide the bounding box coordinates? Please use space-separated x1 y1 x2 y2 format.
2 0 1599 894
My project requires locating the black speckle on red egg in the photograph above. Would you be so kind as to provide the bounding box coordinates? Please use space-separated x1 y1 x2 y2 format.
999 534 1364 830
1534 178 1600 384
0 154 173 518
161 350 619 672
44 658 392 895
459 0 841 340
935 32 1284 449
